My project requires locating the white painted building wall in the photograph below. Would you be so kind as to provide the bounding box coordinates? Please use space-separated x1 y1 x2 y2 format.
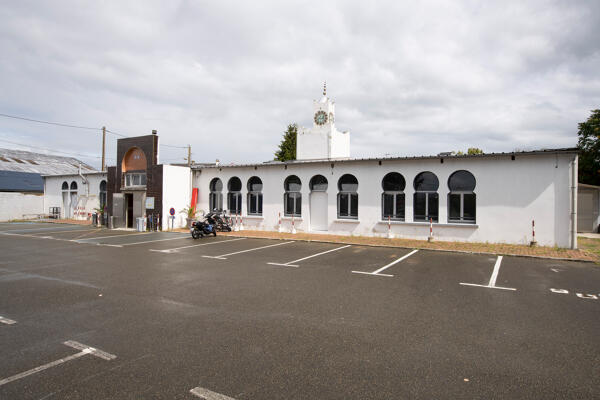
43 173 108 219
162 165 192 230
0 192 44 221
193 152 577 248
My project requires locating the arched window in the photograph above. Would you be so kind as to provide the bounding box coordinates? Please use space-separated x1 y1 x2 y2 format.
209 178 223 211
284 175 302 217
99 180 107 210
337 174 358 219
70 181 78 191
309 175 328 192
413 172 439 222
247 176 263 215
61 181 69 191
448 170 476 223
382 172 405 221
227 177 242 214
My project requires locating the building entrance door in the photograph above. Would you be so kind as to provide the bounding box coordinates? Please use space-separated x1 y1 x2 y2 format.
125 194 134 228
310 192 328 231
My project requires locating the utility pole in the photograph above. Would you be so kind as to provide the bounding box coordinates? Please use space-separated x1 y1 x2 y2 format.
187 145 191 167
101 126 106 171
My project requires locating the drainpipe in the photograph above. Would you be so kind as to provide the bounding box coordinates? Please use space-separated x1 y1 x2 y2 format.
79 163 89 195
570 155 578 249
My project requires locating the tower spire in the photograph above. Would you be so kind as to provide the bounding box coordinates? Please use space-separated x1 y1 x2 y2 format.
323 81 327 96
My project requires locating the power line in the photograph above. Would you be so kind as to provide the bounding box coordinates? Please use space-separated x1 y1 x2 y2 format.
0 112 190 149
0 138 113 160
0 112 101 132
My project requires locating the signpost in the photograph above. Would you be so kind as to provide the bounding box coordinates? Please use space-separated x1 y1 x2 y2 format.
169 207 176 231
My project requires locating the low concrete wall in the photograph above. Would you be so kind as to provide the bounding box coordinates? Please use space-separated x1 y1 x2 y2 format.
0 192 44 221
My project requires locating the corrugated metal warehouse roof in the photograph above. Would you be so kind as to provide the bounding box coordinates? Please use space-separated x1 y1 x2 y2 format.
0 148 97 175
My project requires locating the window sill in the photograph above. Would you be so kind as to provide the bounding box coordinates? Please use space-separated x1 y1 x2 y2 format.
282 216 302 220
120 186 147 191
377 221 478 228
334 218 360 223
243 215 264 220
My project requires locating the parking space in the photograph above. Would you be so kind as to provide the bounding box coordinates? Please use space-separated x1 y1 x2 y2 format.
0 222 599 399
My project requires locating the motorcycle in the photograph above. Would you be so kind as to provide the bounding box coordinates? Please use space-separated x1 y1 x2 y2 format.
190 216 217 239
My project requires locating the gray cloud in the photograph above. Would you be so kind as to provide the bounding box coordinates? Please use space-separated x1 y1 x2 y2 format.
0 0 598 168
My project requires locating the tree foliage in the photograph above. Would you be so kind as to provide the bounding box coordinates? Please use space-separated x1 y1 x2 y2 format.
577 109 600 185
455 148 484 155
274 123 297 161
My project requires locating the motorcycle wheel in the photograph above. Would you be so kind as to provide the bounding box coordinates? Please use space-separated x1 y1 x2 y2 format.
191 230 201 239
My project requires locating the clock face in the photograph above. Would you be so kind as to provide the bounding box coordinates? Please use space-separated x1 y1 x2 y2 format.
314 110 328 125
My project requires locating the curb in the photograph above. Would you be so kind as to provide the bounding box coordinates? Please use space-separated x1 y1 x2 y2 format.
221 233 597 263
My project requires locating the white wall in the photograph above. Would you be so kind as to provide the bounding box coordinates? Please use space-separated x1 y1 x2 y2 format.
193 152 576 247
162 165 192 230
44 173 107 219
0 192 44 221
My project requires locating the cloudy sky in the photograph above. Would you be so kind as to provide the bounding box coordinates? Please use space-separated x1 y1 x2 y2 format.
0 0 599 168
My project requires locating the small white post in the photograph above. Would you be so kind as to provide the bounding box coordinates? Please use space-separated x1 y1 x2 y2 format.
239 213 244 231
278 212 283 233
233 211 239 231
387 215 394 239
530 219 537 246
427 217 434 242
291 213 297 234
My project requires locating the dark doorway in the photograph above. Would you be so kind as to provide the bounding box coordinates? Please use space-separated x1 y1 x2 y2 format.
126 194 133 228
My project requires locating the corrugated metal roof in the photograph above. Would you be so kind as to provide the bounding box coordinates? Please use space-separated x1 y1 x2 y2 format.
0 171 44 192
0 148 97 175
192 148 579 170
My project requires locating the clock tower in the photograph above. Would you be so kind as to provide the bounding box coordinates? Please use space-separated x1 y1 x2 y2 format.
296 83 350 160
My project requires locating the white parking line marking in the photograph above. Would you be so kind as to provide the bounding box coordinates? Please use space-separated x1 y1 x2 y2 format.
75 232 152 241
190 387 236 399
0 226 83 233
0 316 16 325
0 341 115 386
29 228 100 235
352 249 419 277
267 245 351 268
203 241 294 260
460 256 517 291
118 235 190 246
150 237 247 253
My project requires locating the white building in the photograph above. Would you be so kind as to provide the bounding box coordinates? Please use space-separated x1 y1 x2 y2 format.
35 89 580 248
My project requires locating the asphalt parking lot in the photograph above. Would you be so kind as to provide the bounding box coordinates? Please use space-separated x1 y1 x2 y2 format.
0 222 599 399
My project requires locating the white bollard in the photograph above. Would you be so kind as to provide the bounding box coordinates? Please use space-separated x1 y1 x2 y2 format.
239 214 244 231
427 217 434 242
387 215 394 239
291 213 297 234
278 212 283 233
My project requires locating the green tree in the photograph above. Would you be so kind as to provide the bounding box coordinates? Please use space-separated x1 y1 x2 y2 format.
467 147 484 155
455 148 484 155
577 109 600 185
274 123 297 161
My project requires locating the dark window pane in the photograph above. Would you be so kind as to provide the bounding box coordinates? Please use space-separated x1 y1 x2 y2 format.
294 193 302 215
338 174 358 192
413 172 439 191
463 193 476 221
285 175 301 191
449 193 461 220
448 170 476 191
248 194 256 214
428 193 439 222
141 174 147 185
396 193 405 219
310 175 328 191
258 194 263 214
414 192 426 221
382 172 406 191
339 193 349 216
228 177 242 191
382 194 394 218
350 194 358 217
285 193 294 215
247 176 262 192
210 178 223 192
